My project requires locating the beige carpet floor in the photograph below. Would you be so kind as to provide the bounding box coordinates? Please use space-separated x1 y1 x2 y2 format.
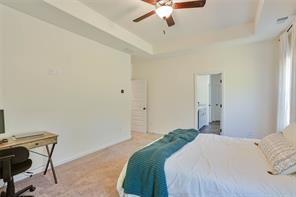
14 132 161 197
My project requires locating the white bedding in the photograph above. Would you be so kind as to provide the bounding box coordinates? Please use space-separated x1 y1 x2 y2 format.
117 134 296 197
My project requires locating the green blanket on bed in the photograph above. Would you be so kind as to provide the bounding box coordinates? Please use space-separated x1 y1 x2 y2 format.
123 128 199 197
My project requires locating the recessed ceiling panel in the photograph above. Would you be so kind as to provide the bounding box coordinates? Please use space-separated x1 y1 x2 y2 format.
80 0 258 45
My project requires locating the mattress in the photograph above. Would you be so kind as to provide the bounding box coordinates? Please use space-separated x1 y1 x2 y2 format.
117 134 296 197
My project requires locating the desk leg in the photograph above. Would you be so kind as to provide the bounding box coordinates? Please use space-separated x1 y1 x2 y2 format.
44 144 58 184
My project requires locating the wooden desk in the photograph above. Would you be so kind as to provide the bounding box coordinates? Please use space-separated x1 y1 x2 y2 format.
0 132 58 184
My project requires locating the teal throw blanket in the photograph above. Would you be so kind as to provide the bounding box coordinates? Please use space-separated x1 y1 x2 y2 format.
123 128 199 197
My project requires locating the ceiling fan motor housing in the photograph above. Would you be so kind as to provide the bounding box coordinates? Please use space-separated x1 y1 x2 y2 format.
156 0 174 9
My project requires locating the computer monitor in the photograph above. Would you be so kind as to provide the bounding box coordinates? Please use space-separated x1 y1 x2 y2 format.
0 110 5 134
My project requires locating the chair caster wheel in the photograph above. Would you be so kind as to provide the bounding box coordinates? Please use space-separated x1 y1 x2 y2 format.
29 186 36 192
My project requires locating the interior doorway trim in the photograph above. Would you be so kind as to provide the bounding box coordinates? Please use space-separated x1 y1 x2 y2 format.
194 72 225 135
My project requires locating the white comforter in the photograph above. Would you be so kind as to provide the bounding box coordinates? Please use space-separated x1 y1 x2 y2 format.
117 134 296 197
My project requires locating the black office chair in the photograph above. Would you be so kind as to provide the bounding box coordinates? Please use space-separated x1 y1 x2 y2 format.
0 147 35 197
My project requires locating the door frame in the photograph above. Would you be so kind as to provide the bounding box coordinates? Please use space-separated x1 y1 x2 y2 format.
194 72 225 134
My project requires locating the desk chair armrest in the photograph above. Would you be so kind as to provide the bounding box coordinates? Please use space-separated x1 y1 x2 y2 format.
0 155 15 182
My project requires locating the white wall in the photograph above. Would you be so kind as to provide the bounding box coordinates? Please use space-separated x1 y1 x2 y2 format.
132 40 278 138
0 4 131 173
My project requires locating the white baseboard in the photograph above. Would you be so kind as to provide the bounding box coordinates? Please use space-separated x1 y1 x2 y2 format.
149 130 168 135
14 134 131 182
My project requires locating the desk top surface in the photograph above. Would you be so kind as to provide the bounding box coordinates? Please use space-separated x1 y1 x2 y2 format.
0 132 58 149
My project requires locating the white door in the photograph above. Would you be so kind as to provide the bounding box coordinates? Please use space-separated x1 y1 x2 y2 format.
210 74 222 122
195 75 210 129
131 80 147 133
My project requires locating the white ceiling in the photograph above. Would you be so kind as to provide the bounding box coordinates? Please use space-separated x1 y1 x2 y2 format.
256 0 296 38
77 0 296 54
1 0 296 56
80 0 257 44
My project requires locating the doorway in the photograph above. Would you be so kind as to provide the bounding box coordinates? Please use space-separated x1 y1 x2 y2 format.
195 73 223 135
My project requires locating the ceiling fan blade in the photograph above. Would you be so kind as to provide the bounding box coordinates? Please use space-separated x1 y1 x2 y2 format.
166 15 175 27
133 10 156 22
141 0 157 5
174 0 206 9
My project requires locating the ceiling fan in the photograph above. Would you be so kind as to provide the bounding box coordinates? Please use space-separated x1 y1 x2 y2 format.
133 0 206 27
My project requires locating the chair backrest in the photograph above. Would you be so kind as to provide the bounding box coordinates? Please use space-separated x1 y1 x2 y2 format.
0 146 29 167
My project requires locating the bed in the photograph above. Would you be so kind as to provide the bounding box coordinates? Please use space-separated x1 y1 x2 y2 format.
117 133 296 197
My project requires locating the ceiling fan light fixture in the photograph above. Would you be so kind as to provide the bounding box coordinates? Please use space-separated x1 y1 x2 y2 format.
155 6 173 19
133 0 206 27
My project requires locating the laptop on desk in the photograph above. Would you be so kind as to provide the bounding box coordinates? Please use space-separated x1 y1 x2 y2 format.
12 131 45 139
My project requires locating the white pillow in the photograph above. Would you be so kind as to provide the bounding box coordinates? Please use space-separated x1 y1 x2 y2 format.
282 164 296 175
259 133 296 175
283 123 296 146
